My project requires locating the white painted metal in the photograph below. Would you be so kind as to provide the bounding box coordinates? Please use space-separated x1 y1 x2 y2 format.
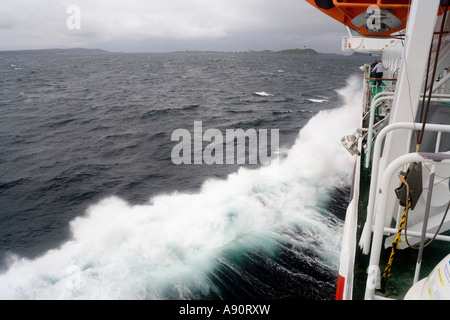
365 94 395 169
365 152 450 300
360 122 450 254
365 93 450 170
372 0 441 238
342 35 394 54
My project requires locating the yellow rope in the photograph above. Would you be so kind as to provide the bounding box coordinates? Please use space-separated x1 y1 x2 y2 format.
381 175 411 292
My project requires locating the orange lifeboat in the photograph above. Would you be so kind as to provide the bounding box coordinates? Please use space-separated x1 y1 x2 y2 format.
305 0 448 37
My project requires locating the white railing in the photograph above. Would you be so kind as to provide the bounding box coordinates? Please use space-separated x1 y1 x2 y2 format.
362 122 450 255
365 92 395 168
365 94 450 169
364 151 450 300
360 121 450 299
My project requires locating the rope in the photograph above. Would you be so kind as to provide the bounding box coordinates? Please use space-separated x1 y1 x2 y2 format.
381 202 411 292
380 173 449 292
381 175 411 292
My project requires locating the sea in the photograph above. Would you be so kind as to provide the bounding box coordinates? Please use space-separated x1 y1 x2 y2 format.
0 51 368 300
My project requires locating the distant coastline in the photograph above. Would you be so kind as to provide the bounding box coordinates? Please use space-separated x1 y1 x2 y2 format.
178 48 319 55
0 48 109 55
0 47 320 55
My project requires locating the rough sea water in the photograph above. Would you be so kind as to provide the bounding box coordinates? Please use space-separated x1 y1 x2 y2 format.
0 51 367 300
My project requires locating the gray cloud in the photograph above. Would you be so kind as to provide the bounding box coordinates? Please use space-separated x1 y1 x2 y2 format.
0 0 346 53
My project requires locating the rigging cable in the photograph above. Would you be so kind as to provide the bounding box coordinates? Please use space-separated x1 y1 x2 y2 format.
405 198 450 250
416 0 449 151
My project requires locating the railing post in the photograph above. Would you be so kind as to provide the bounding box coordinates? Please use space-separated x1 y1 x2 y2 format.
365 93 395 168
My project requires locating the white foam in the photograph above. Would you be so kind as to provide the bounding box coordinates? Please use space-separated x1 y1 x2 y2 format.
254 91 274 97
307 98 328 103
0 75 363 299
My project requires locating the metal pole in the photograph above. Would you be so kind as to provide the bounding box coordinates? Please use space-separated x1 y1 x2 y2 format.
365 94 394 168
413 167 435 284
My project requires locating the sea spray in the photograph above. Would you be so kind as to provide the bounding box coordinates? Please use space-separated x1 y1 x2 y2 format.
0 76 363 300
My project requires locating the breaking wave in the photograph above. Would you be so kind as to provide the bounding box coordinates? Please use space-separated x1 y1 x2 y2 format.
0 76 362 300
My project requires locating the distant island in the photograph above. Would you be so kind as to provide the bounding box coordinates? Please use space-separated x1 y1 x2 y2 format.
0 47 320 55
178 48 319 55
0 48 109 55
249 48 318 55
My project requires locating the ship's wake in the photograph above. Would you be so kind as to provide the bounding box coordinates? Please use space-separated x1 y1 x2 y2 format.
0 76 362 299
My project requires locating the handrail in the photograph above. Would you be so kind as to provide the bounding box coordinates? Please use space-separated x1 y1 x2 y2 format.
361 122 450 255
365 152 450 300
365 90 395 111
365 94 395 168
365 93 450 169
371 91 396 101
365 78 398 82
431 71 450 93
382 227 450 243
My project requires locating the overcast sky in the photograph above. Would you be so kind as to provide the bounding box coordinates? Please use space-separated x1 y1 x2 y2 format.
0 0 347 53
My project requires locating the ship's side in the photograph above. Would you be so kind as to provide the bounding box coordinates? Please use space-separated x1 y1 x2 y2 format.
306 0 450 300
